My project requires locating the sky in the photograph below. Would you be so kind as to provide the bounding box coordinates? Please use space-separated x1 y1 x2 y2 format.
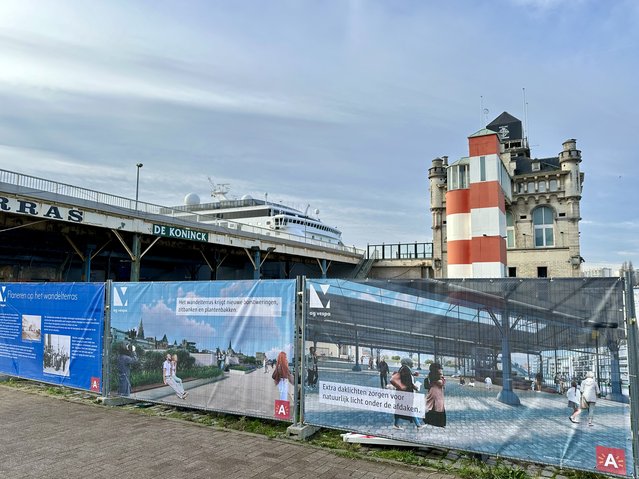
0 0 638 271
111 280 295 357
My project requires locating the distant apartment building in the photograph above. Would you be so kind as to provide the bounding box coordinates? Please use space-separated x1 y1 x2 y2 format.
429 112 583 278
583 267 614 278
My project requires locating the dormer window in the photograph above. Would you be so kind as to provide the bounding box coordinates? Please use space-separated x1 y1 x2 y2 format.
531 160 541 172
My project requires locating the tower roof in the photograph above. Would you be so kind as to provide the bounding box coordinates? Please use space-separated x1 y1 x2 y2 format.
487 112 521 128
468 128 499 138
486 111 523 141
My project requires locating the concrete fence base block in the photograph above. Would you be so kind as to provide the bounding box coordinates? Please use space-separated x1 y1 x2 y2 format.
286 424 321 440
97 396 138 406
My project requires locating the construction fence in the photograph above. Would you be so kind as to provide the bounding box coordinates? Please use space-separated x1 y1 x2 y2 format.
0 277 636 476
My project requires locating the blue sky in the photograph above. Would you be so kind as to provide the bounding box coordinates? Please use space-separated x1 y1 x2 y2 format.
110 280 295 356
0 1 637 271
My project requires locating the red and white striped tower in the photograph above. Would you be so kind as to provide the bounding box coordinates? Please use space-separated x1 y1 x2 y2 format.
446 128 509 278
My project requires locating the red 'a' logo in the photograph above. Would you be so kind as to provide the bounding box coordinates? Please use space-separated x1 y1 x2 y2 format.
90 377 101 392
596 446 626 475
274 400 290 419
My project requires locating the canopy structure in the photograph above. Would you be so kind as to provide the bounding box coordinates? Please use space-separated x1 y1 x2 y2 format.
305 277 626 404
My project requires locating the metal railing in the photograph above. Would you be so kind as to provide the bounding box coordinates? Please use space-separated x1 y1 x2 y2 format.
366 242 433 260
0 169 364 256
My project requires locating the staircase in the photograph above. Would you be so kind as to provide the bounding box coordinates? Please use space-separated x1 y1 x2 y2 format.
348 251 378 279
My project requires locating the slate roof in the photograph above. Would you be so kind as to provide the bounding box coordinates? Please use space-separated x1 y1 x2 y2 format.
513 156 560 175
487 111 521 129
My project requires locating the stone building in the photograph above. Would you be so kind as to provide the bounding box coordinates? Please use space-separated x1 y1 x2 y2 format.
429 112 583 278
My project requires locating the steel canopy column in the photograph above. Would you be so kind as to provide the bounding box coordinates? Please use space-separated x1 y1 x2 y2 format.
352 329 361 371
320 259 327 279
606 339 627 403
252 248 260 280
83 245 94 282
130 234 141 281
623 269 639 478
497 308 521 406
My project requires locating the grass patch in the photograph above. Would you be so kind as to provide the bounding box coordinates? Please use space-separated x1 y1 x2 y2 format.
370 448 430 466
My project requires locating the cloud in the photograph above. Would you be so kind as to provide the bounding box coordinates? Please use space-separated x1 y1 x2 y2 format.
141 300 216 349
0 1 638 268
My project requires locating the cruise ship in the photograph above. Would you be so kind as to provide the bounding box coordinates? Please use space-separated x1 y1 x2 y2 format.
168 183 343 246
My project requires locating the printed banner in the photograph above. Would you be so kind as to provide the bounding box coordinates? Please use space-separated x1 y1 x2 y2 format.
0 282 105 392
303 278 634 477
109 280 296 421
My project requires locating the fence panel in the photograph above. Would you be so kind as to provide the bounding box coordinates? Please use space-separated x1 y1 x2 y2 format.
0 282 105 392
302 278 633 477
108 279 297 421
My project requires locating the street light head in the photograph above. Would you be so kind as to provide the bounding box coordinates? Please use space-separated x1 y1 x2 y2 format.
136 163 143 168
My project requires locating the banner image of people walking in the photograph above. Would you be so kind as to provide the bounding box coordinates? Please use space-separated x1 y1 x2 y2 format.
302 278 634 477
109 279 296 421
0 282 105 392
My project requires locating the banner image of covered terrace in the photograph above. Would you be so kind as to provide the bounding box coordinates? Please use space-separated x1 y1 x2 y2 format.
302 278 632 476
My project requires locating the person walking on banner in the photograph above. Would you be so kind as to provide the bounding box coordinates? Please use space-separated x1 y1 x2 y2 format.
117 342 137 396
391 357 425 431
306 346 318 389
579 371 600 426
566 380 581 423
378 356 389 389
272 351 294 401
423 362 446 428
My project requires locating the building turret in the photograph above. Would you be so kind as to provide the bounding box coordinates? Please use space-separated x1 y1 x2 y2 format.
428 157 447 212
429 157 448 277
559 139 582 199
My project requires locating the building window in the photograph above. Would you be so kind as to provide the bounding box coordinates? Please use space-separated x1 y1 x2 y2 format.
480 156 486 181
549 179 558 192
537 266 548 278
527 181 535 193
448 163 469 190
538 181 546 192
508 267 517 277
518 183 526 193
506 211 515 248
533 206 554 247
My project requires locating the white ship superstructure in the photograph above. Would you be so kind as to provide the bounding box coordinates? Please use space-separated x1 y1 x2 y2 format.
169 185 343 246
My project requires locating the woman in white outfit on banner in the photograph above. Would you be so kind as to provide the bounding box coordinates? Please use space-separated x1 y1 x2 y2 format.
172 354 188 399
580 371 600 426
162 353 187 400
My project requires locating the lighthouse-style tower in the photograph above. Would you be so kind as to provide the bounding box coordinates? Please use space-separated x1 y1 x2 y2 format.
429 111 583 279
446 129 511 278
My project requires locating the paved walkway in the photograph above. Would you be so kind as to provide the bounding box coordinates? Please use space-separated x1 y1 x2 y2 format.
303 362 634 476
0 385 456 479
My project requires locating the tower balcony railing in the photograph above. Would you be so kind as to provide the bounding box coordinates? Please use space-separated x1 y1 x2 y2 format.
366 242 433 260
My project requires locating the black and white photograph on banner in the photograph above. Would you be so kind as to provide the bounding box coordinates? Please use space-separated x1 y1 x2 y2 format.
43 334 71 377
21 314 41 341
302 278 634 477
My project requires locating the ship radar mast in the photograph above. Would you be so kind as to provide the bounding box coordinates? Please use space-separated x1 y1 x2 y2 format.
208 177 230 201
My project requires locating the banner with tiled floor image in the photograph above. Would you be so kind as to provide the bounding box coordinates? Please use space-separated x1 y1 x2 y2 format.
302 278 634 477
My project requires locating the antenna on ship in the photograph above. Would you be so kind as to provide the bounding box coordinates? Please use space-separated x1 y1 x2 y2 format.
208 176 230 201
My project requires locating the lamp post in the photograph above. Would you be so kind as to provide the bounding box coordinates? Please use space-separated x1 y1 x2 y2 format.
135 163 143 210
